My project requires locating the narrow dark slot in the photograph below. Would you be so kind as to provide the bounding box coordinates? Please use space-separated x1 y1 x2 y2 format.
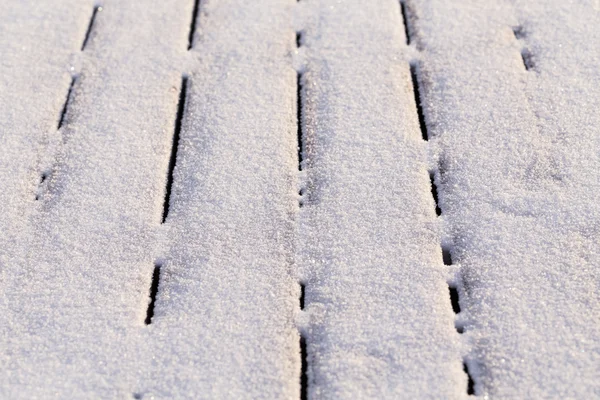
521 49 533 71
132 394 142 399
144 264 162 325
410 64 428 141
512 26 525 40
400 1 411 45
463 363 475 395
57 78 76 130
162 76 188 224
449 286 461 314
187 0 201 50
81 6 100 51
299 282 305 310
429 173 441 216
297 26 308 400
297 72 304 172
300 335 308 400
442 247 452 265
35 173 48 201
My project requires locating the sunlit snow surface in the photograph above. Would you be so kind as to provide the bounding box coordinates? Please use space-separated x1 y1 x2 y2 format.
0 0 598 399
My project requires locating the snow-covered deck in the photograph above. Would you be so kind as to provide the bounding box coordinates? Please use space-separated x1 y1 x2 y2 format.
0 0 598 398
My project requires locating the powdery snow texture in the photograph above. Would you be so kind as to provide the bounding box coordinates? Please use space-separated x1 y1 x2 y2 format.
408 0 600 397
0 0 598 399
297 1 463 399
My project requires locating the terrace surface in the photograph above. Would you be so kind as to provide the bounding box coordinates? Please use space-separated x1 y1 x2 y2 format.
0 0 598 398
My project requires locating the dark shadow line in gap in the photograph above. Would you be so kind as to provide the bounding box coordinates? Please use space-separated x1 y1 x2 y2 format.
429 173 441 216
297 72 304 172
463 363 475 395
35 172 49 201
521 49 533 71
300 335 308 400
410 64 428 140
187 0 201 50
162 76 188 224
57 77 77 130
442 247 452 265
81 6 100 51
400 1 411 45
512 25 525 40
449 286 461 314
299 282 305 310
144 264 162 325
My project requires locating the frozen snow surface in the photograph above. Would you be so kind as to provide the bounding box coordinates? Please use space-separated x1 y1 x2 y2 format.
0 0 598 398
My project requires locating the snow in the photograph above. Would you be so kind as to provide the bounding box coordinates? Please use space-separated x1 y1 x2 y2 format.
412 0 600 397
0 0 598 398
136 1 299 398
297 1 464 398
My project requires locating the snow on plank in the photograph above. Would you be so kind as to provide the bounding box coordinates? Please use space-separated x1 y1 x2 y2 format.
133 1 300 398
0 1 192 397
409 0 600 397
0 0 90 295
296 1 464 398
